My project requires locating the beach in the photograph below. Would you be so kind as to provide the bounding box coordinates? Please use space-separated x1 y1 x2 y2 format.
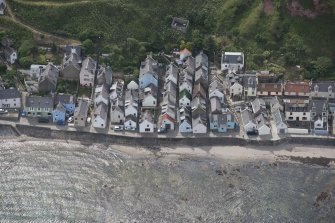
0 138 334 222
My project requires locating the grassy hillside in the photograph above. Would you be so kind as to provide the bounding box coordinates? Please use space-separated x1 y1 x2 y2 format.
5 0 335 78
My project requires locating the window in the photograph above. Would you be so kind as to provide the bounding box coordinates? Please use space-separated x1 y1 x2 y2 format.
147 124 149 127
289 117 293 120
81 118 83 120
322 112 326 116
101 124 103 127
290 112 293 115
145 128 151 132
13 99 16 101
302 117 307 120
303 112 306 115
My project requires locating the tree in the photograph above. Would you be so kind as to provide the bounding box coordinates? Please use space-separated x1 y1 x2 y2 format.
310 57 334 79
19 56 33 68
82 39 94 55
191 29 203 52
0 63 7 74
19 39 36 57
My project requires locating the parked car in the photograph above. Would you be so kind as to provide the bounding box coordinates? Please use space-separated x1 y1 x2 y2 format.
113 125 124 131
67 116 74 123
0 109 8 114
157 128 168 134
247 129 259 136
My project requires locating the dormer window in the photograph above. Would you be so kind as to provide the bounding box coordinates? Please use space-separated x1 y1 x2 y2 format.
314 85 319 92
248 77 253 85
328 85 333 93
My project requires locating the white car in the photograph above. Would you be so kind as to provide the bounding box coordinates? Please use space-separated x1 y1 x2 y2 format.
67 116 74 123
0 109 8 114
113 126 124 131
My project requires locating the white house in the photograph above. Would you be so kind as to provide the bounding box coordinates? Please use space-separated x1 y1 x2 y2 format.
242 75 257 97
94 84 109 106
179 107 192 133
209 89 224 103
257 83 283 97
255 113 271 135
124 115 137 131
139 110 155 133
165 63 178 85
272 109 288 134
284 99 310 122
93 103 108 128
192 114 207 134
229 82 243 97
0 88 21 109
141 85 157 108
0 0 6 15
124 89 138 117
179 89 192 108
221 52 244 72
110 98 124 124
241 108 256 133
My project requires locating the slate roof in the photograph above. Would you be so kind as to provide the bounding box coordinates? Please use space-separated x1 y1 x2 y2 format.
54 102 66 113
311 82 335 93
94 102 108 120
63 52 81 69
54 93 74 106
284 100 309 112
25 96 53 109
125 89 138 104
210 97 222 114
179 88 192 99
74 99 89 117
272 109 286 126
165 63 178 82
80 57 96 77
195 51 208 70
222 52 244 64
39 64 59 88
0 89 20 99
125 114 137 123
241 108 254 125
251 98 266 114
255 113 269 129
242 74 257 88
64 45 81 56
140 55 158 78
310 99 328 115
97 66 113 86
192 113 207 125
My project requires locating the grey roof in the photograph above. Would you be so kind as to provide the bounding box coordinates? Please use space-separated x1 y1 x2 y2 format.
94 102 108 120
95 84 109 101
25 96 53 109
39 64 59 88
54 102 66 113
80 57 96 77
110 80 124 100
165 63 178 80
125 89 139 102
97 66 113 86
311 82 335 93
74 99 89 117
183 56 195 73
140 55 158 78
192 82 206 99
222 52 244 64
272 109 286 126
192 113 207 125
251 98 266 114
209 76 224 92
63 52 81 69
140 110 154 124
195 51 208 70
0 89 20 99
310 99 328 115
285 101 309 112
195 67 208 83
64 45 81 56
255 113 269 129
210 97 222 114
125 114 137 123
163 81 177 98
241 108 254 125
140 83 157 100
242 74 257 88
54 93 74 105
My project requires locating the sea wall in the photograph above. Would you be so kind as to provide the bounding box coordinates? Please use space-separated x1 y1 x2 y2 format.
11 124 335 147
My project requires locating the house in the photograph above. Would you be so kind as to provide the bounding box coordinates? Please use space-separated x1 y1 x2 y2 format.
255 113 271 135
179 69 193 94
74 99 89 127
183 56 195 74
30 64 47 79
192 82 206 100
226 113 237 129
221 52 244 72
272 109 288 134
139 110 155 133
127 80 139 90
0 88 21 109
80 57 97 87
179 107 192 133
38 64 59 93
64 45 81 56
242 74 257 97
310 99 329 135
124 89 138 117
97 66 114 87
284 99 310 122
241 108 257 133
284 81 310 97
124 114 137 131
93 103 108 128
139 55 158 88
195 68 208 87
195 51 208 71
226 72 243 98
94 84 109 106
141 84 157 108
191 96 206 116
158 113 175 130
171 17 189 32
52 102 66 125
4 47 17 64
270 96 284 113
165 63 178 85
62 53 81 80
110 97 124 124
24 96 53 118
192 114 207 134
0 0 6 15
310 82 335 99
109 80 124 101
257 82 283 96
209 89 224 103
54 93 75 116
209 75 224 93
179 88 192 108
251 98 267 115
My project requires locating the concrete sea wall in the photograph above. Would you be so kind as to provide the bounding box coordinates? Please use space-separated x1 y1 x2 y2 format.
8 124 335 147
